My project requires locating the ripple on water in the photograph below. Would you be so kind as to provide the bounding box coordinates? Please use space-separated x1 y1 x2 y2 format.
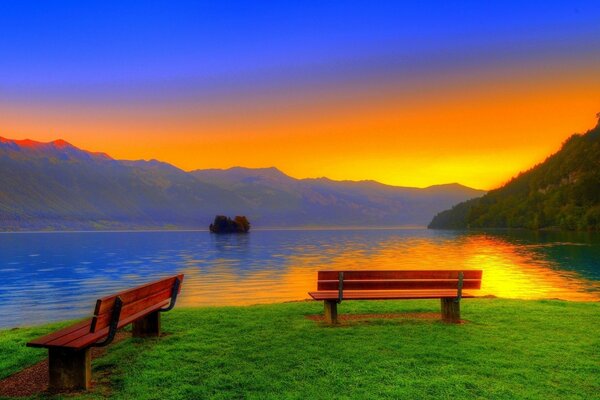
0 229 599 328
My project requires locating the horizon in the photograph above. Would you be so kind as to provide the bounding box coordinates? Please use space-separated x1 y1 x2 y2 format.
2 2 600 190
0 134 485 190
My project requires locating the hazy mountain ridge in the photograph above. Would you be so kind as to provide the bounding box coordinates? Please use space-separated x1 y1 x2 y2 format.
192 168 485 226
0 137 485 231
428 121 600 230
0 138 240 230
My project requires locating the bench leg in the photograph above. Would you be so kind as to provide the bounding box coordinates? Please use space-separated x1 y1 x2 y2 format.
133 311 161 337
48 347 91 391
324 300 338 324
440 298 461 323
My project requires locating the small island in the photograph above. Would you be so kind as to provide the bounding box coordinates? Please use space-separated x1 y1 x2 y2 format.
209 215 251 233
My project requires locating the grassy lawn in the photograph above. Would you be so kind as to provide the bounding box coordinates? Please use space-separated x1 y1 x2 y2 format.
1 299 599 399
0 320 75 381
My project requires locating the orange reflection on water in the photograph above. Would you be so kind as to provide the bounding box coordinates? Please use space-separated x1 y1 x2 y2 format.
459 236 599 301
177 231 600 307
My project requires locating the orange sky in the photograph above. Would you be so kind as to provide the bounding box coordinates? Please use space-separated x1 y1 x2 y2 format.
2 61 599 190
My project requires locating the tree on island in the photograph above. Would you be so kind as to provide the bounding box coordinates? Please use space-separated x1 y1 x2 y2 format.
209 215 250 233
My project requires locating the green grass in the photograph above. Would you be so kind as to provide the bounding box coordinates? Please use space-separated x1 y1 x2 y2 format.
0 320 77 381
1 299 599 399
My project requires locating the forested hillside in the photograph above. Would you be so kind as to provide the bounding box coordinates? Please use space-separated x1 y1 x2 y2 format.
429 119 600 230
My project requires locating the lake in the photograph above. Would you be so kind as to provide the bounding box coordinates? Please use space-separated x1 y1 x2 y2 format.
0 228 599 328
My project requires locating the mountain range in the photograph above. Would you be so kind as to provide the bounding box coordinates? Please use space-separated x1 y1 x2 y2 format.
428 120 600 230
0 137 485 231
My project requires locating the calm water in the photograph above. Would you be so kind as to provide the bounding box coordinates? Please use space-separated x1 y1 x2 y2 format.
0 228 599 328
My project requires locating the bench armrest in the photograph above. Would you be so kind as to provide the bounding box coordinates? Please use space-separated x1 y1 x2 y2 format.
159 277 182 313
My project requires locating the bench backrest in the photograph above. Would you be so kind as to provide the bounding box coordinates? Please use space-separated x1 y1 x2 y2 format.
317 270 482 291
90 274 184 333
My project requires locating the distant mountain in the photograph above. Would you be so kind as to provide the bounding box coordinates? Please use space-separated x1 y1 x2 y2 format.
192 168 484 227
0 137 485 231
0 138 243 230
429 120 600 231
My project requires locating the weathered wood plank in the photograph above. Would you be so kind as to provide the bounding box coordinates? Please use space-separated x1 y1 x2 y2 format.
309 290 476 301
317 270 482 280
94 274 183 315
26 320 91 348
317 279 481 291
92 288 172 332
44 324 94 347
63 301 170 350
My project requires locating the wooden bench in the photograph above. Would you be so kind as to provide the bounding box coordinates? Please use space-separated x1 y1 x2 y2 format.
308 270 481 324
27 274 184 391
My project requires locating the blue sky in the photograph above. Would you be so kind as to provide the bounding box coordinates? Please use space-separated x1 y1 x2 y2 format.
2 1 599 98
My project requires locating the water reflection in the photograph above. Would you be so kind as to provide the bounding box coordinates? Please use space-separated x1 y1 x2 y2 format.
0 229 598 328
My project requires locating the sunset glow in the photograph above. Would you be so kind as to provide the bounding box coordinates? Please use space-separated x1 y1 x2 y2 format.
2 2 599 189
177 231 600 306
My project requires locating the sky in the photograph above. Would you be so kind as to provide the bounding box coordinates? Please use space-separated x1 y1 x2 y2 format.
1 1 599 189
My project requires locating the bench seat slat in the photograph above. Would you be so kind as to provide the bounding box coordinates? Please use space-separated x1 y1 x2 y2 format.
317 279 481 291
318 270 482 280
26 319 92 348
94 274 183 315
38 300 170 350
308 290 476 301
44 322 96 347
92 287 173 332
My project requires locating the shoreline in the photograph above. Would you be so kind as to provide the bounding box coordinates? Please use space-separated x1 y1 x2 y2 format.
3 295 599 333
2 296 599 332
3 226 600 235
0 225 428 234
